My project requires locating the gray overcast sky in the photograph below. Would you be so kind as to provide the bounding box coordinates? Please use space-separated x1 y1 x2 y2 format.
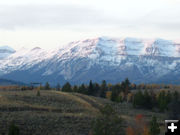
0 0 180 49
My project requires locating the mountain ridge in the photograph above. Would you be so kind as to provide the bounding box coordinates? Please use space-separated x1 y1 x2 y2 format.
1 37 180 85
0 45 16 59
0 78 25 86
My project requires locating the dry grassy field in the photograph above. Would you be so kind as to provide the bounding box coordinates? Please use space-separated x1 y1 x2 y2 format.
0 89 166 135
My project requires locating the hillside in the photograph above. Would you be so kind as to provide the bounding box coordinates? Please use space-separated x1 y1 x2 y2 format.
0 90 166 135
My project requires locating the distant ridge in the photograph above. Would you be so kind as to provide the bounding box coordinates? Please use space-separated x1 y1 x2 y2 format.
0 78 25 86
0 45 16 59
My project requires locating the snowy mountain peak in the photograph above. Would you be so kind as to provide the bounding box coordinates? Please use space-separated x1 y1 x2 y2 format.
1 37 180 84
0 45 16 59
68 37 180 57
31 47 42 51
64 37 180 59
0 45 15 52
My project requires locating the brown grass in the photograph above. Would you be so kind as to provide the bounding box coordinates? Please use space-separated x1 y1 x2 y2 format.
0 89 166 135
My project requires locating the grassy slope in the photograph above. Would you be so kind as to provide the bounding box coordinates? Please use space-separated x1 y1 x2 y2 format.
0 90 166 135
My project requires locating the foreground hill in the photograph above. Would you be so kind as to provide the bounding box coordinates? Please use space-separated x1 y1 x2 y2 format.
1 37 180 84
0 90 109 135
0 90 166 135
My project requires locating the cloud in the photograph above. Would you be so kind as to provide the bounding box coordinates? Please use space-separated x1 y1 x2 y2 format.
0 4 119 30
139 7 180 31
0 2 180 39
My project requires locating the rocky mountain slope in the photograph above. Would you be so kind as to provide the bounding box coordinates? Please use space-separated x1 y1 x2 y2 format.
0 37 180 85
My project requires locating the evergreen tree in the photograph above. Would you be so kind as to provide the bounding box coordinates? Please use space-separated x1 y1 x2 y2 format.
111 87 119 102
114 84 122 92
94 83 100 97
143 90 153 109
100 80 107 98
78 83 87 94
167 99 180 119
92 104 124 135
44 82 50 90
133 90 144 108
149 116 160 135
167 91 180 119
88 80 94 95
73 85 78 92
124 78 130 95
116 95 123 103
149 90 157 108
62 82 72 92
8 122 20 135
121 81 126 93
157 91 168 112
110 84 122 102
173 91 179 101
166 91 172 103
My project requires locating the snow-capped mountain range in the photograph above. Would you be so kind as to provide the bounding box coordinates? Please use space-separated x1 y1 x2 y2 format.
0 46 16 59
1 37 180 85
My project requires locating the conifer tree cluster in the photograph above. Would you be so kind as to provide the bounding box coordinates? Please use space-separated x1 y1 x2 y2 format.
61 80 105 97
132 90 179 113
111 78 131 102
53 78 179 116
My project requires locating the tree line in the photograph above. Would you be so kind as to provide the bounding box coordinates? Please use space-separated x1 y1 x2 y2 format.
132 90 180 118
59 79 180 119
20 78 180 119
